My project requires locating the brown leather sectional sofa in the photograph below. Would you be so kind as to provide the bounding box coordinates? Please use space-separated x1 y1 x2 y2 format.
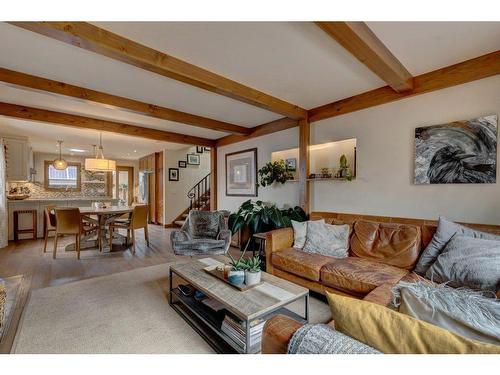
262 211 500 353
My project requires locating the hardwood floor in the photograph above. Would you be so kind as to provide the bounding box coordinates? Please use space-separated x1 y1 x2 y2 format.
0 224 244 353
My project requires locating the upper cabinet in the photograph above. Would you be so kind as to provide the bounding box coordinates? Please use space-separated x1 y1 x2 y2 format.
3 135 33 182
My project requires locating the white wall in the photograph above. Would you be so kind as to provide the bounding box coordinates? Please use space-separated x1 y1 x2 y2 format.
217 127 300 213
217 76 499 224
311 76 500 225
164 146 211 224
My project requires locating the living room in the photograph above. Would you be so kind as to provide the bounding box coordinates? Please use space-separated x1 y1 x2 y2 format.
0 1 499 374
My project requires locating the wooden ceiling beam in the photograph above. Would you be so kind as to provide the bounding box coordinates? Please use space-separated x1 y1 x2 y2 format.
315 22 414 92
309 51 500 122
0 67 251 135
9 22 307 120
0 102 215 147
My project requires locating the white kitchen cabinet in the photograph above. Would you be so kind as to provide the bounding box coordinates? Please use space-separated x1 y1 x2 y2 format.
3 135 33 182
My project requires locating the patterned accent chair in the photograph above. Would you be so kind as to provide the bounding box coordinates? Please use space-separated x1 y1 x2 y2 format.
170 210 231 256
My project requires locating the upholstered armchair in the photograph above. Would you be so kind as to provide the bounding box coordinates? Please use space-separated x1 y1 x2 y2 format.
170 210 231 256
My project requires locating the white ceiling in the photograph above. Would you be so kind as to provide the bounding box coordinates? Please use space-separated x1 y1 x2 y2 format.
0 21 498 153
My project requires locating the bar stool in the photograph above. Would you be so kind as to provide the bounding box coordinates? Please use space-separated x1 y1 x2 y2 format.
13 209 37 241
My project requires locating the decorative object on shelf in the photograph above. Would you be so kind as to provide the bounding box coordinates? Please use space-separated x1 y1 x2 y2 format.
169 168 179 181
84 133 116 172
225 148 258 197
258 160 294 187
196 146 204 153
320 167 333 179
243 256 262 286
228 199 307 251
178 160 187 168
285 158 297 171
7 185 31 200
335 154 353 181
415 114 497 184
53 140 68 170
187 153 200 165
204 147 211 151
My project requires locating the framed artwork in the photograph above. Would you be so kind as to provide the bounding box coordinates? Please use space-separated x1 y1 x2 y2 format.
196 146 204 153
415 114 497 184
178 160 187 168
168 168 179 181
285 158 297 171
225 148 258 197
204 147 211 151
187 154 200 165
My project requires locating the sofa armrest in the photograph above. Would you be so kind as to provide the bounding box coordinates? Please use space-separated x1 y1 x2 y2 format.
363 283 394 307
261 315 304 354
265 228 294 273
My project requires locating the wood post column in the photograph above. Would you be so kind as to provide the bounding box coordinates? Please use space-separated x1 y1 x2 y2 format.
210 147 217 211
299 118 310 215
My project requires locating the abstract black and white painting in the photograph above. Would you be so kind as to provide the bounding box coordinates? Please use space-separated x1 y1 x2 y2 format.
415 115 497 184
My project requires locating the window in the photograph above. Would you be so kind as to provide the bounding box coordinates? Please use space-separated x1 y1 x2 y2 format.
44 161 81 191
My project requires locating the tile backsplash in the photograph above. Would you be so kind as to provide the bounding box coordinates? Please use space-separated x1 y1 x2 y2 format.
8 180 108 199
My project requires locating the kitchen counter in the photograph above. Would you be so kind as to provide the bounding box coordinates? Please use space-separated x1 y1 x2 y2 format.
8 197 116 202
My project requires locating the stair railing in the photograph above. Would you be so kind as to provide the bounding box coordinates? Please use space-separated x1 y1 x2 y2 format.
187 173 211 211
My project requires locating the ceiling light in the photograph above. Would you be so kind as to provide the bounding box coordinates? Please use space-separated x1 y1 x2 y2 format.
69 148 86 153
53 140 68 170
84 133 116 172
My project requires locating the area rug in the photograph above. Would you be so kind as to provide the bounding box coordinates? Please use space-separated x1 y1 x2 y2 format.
0 275 24 344
12 263 331 353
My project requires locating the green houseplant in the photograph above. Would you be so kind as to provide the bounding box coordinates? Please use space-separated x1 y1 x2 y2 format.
338 154 353 181
258 160 294 187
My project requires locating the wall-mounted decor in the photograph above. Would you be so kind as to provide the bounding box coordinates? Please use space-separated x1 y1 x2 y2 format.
204 147 211 151
196 146 204 153
178 160 187 168
169 168 179 181
226 148 258 197
285 158 296 171
187 154 200 165
415 114 497 184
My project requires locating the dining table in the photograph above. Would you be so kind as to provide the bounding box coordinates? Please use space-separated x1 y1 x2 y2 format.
64 205 136 253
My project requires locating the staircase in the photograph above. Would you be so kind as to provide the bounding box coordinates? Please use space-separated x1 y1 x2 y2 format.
172 173 211 228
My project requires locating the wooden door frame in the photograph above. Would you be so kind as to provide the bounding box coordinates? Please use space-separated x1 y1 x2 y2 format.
108 166 134 204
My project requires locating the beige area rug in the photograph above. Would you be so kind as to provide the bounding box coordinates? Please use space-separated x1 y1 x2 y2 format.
12 263 331 354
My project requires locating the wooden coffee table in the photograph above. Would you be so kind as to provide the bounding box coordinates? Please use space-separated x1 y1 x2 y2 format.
169 258 309 354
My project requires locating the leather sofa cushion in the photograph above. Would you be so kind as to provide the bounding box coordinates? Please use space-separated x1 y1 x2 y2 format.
272 248 335 282
321 257 408 295
350 221 421 269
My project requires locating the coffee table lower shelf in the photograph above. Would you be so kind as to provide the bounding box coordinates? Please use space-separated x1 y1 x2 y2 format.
169 287 307 354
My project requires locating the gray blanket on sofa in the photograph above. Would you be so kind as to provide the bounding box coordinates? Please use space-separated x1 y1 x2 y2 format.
288 324 380 354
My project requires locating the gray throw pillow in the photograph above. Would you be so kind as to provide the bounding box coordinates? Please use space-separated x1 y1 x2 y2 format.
414 216 500 275
426 235 500 292
303 220 349 258
188 211 221 239
292 219 324 249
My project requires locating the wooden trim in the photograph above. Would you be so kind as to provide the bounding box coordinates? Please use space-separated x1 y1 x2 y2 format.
0 102 215 147
0 67 250 135
210 147 217 211
315 22 413 92
44 160 81 192
10 22 307 120
155 152 164 224
309 51 500 122
216 117 298 147
298 119 310 214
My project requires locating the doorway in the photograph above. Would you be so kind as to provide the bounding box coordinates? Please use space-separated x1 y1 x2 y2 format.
111 166 134 205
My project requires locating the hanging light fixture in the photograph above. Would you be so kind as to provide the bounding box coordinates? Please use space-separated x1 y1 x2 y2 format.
84 133 116 172
53 140 68 170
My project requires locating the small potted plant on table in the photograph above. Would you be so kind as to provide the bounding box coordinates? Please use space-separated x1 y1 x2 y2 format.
227 254 246 286
243 256 262 286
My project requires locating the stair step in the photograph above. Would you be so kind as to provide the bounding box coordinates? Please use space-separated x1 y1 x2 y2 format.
182 213 188 218
174 220 185 227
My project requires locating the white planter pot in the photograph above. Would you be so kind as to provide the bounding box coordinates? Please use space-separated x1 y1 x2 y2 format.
245 270 261 286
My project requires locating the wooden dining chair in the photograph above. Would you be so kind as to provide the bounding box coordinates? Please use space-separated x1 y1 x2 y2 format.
53 208 83 260
108 204 149 254
43 205 57 253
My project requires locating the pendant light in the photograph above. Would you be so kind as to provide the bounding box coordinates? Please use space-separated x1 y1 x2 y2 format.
53 140 68 170
84 133 116 172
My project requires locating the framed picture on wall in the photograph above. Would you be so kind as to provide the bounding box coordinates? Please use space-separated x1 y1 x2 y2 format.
225 148 258 197
285 158 297 171
187 154 200 165
169 168 179 181
178 160 187 168
196 146 204 153
204 147 211 151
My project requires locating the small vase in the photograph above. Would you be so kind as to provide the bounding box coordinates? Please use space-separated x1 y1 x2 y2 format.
228 270 245 286
245 270 261 286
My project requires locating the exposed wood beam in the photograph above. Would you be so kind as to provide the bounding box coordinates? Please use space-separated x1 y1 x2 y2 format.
309 51 500 122
9 22 307 120
298 118 310 214
0 67 250 135
315 22 414 92
216 117 298 147
0 102 215 147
